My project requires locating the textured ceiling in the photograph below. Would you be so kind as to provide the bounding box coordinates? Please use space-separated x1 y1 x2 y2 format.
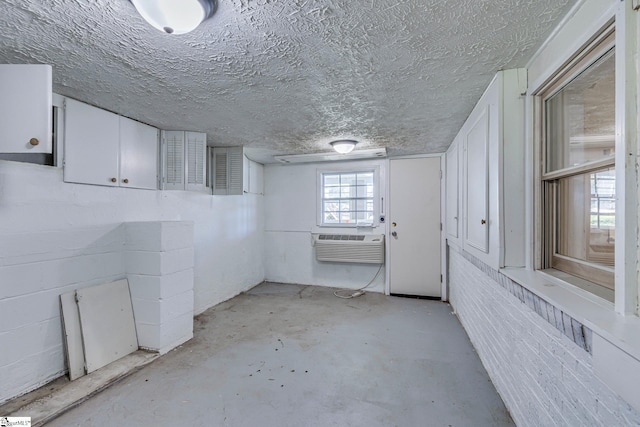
0 0 575 163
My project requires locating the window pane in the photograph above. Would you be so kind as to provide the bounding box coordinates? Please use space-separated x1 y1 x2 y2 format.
341 174 357 186
545 49 615 173
324 212 339 223
324 186 341 199
556 168 615 267
324 174 340 186
357 173 373 186
321 171 375 225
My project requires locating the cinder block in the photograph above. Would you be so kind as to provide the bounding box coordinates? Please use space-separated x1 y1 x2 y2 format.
125 222 163 252
129 268 194 300
128 275 163 300
159 312 193 354
0 291 61 333
135 322 161 350
131 297 161 324
161 290 194 322
125 221 194 252
125 247 193 276
160 221 194 252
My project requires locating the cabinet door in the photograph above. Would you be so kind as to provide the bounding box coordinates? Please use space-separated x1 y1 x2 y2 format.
445 141 459 239
465 107 489 253
185 132 206 191
0 64 52 153
162 131 185 190
64 99 119 186
120 116 158 190
212 146 243 195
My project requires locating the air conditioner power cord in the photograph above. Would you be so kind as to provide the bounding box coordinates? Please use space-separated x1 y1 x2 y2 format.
333 263 384 299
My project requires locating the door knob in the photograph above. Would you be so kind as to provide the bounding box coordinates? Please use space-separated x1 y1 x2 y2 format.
29 138 39 146
123 178 129 184
111 177 117 183
481 219 486 225
391 231 397 237
392 222 397 227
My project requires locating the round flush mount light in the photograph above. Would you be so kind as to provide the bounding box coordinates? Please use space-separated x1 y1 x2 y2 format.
131 0 217 35
330 140 358 154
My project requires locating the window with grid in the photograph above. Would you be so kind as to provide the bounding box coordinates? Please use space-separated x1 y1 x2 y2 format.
320 171 375 226
539 28 615 300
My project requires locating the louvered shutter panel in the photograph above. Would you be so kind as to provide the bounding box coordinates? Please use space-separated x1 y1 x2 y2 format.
185 131 206 191
162 131 184 190
227 147 243 195
212 146 244 195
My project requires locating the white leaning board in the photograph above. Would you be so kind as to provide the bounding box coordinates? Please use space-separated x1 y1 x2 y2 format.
60 291 86 381
76 279 139 373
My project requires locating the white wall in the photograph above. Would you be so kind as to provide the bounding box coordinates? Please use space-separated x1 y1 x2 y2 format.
263 160 386 292
446 0 640 422
449 247 640 426
0 159 264 403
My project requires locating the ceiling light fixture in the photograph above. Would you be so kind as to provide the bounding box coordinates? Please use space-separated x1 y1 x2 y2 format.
131 0 217 35
330 140 358 154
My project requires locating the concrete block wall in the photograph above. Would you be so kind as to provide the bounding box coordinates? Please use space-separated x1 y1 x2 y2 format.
126 221 195 354
0 160 265 404
448 245 640 426
0 224 126 404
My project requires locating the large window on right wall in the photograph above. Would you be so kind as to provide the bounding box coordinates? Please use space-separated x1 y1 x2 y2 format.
540 27 616 302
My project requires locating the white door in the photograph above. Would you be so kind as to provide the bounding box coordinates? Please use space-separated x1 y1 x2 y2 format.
389 157 441 297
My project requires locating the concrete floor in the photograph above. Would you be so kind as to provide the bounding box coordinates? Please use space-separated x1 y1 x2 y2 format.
48 283 514 427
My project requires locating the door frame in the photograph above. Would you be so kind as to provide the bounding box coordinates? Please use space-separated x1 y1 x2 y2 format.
383 154 446 300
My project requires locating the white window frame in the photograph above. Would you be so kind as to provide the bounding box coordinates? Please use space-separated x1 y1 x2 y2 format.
537 27 616 299
530 6 639 315
317 166 380 228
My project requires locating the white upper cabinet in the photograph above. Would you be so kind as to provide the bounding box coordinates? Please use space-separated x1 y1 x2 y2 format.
449 69 526 269
120 117 159 190
465 106 490 253
64 98 158 189
445 139 460 240
64 98 120 186
0 64 52 153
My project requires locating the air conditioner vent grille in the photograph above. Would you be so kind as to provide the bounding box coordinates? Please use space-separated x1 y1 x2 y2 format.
318 234 365 241
312 234 384 264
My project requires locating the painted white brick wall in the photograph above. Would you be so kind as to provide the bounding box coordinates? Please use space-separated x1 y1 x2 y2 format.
448 247 640 426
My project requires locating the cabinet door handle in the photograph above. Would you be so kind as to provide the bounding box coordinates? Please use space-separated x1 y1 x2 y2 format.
29 138 39 146
111 177 117 183
123 178 129 184
481 219 486 225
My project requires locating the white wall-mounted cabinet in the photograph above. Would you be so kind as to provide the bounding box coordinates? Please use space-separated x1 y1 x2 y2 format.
119 117 160 190
0 64 52 154
447 69 526 269
63 98 159 189
464 106 490 253
161 131 206 192
445 139 460 240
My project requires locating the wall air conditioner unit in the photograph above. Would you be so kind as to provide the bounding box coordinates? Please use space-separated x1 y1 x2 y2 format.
312 234 385 264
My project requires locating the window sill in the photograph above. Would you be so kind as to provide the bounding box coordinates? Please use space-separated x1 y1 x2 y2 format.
501 267 640 362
